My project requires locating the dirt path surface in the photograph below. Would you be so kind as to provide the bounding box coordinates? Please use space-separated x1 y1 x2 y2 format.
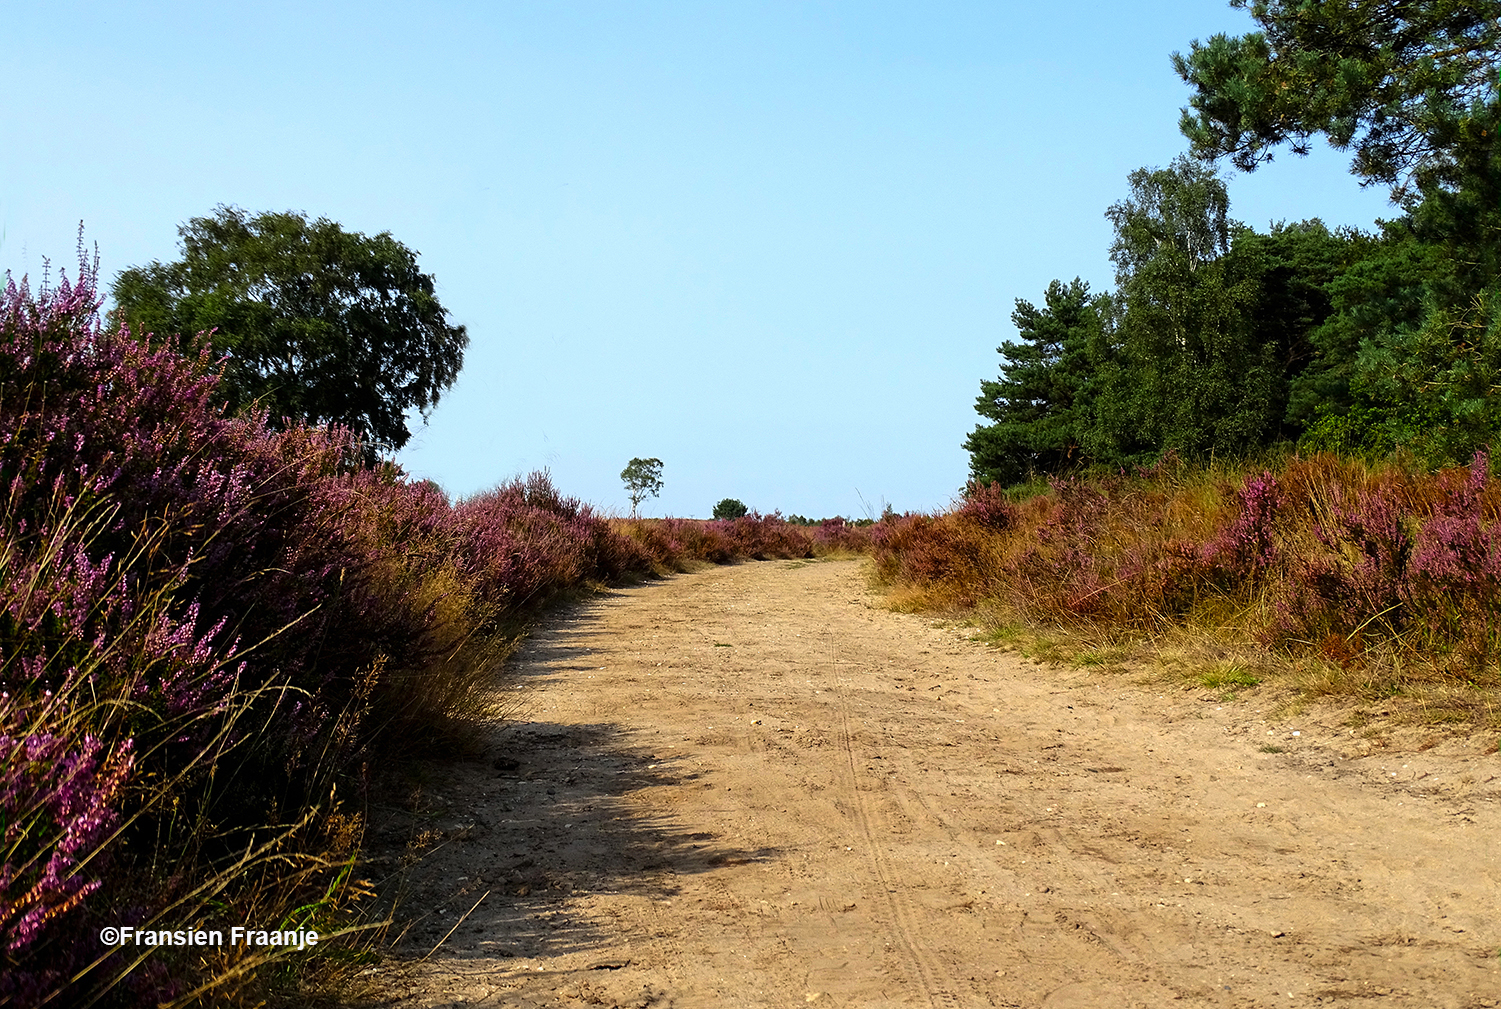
373 559 1501 1009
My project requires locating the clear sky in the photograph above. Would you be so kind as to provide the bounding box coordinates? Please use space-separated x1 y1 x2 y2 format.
4 1 1395 518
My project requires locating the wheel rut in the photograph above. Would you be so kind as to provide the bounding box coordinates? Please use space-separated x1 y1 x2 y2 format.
829 636 959 1008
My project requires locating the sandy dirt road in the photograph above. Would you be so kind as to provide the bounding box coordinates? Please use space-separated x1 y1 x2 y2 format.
373 559 1501 1009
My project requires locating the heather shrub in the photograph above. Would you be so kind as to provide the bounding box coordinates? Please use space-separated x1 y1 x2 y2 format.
810 517 872 554
1406 454 1501 664
958 481 1016 531
871 513 1002 608
872 451 1501 685
458 473 653 610
0 499 144 1005
644 517 737 565
1201 470 1283 580
716 513 814 560
617 513 821 569
0 251 393 1005
1264 452 1501 669
984 473 1224 626
0 241 873 1004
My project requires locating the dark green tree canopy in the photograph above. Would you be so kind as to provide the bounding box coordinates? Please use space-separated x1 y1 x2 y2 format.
112 206 468 456
964 278 1105 487
1173 0 1501 200
712 497 749 520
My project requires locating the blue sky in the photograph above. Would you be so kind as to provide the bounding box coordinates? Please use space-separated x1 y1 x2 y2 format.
4 2 1394 518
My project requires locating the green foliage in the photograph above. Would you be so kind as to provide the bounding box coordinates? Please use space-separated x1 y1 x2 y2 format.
1174 0 1501 201
1092 157 1283 462
621 457 664 517
1198 664 1261 690
1168 1 1501 466
964 278 1106 485
1285 224 1440 432
1236 220 1363 432
960 182 1332 476
112 206 468 457
965 3 1501 480
712 497 749 519
1311 289 1501 463
1173 1 1501 466
1404 99 1501 287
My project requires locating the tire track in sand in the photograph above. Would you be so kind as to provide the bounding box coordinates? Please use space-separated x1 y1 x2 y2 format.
828 636 959 1009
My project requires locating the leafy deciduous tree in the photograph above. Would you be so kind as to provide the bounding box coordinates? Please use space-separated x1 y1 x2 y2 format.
112 206 468 458
1093 157 1281 461
621 457 663 517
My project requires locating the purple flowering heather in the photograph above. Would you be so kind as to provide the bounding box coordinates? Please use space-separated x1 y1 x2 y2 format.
1407 452 1501 661
1203 470 1283 577
0 695 134 1007
0 239 870 1005
958 481 1016 532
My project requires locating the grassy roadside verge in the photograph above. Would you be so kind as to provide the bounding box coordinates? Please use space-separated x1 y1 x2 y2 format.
867 454 1501 748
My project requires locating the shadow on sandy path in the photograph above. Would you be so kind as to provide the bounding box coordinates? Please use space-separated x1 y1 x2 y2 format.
364 580 771 1003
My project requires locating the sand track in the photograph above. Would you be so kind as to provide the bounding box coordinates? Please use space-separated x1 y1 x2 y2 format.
374 559 1501 1009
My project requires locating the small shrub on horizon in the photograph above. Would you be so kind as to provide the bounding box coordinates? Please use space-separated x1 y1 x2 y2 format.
712 498 749 520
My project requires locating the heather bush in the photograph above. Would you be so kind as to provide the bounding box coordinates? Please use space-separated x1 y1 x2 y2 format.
0 240 871 1004
1264 452 1501 670
1201 470 1282 580
716 513 816 560
958 481 1016 531
872 451 1501 686
0 250 385 1005
870 513 1003 608
627 517 737 566
458 473 630 610
1406 454 1501 664
618 512 826 569
811 517 872 554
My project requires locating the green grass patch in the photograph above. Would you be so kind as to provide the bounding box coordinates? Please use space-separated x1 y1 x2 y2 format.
1196 663 1261 691
971 622 1026 648
1077 645 1131 667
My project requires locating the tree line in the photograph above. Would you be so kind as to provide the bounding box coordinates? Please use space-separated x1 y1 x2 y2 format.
967 0 1501 485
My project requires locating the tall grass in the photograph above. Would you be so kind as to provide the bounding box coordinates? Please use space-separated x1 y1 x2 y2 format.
871 455 1501 696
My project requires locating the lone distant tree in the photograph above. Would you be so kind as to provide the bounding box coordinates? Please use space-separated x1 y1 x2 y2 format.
621 457 663 517
712 498 748 520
